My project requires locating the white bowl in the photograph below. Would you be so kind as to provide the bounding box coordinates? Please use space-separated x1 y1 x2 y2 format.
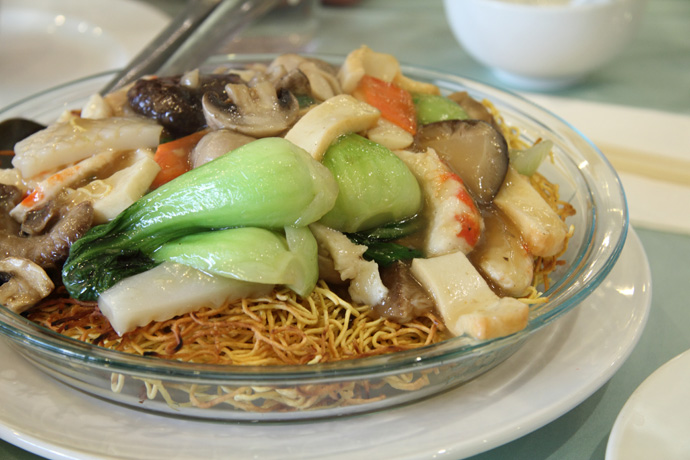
443 0 647 90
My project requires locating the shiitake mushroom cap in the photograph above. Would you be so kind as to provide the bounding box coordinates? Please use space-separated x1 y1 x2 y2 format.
414 119 509 206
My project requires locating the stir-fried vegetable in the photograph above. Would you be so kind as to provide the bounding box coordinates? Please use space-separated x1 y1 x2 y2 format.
413 93 469 125
319 133 422 233
62 137 337 300
354 75 417 134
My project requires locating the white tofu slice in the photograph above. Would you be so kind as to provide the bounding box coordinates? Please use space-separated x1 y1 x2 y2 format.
411 251 528 340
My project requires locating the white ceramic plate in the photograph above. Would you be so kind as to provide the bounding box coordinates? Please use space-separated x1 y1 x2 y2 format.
0 229 650 460
606 348 690 460
0 0 169 108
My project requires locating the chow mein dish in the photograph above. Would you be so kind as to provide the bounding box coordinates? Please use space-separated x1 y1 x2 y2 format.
0 46 575 412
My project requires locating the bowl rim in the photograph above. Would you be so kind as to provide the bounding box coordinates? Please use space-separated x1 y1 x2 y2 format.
0 53 629 384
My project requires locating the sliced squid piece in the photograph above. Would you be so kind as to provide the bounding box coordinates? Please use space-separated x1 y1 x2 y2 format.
493 166 569 258
72 148 160 224
12 117 162 179
395 148 483 257
10 149 124 222
284 94 380 160
309 222 388 307
411 251 529 340
338 45 439 95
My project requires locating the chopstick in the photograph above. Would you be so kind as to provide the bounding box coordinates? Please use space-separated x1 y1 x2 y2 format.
598 142 690 187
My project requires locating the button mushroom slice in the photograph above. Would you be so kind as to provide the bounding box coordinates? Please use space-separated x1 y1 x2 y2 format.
0 257 55 313
202 80 300 137
189 129 256 169
414 119 510 206
270 54 342 101
284 94 380 160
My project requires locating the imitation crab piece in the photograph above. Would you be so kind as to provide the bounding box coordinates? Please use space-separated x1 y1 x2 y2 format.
12 117 163 179
493 166 569 258
284 94 380 160
395 148 483 257
202 80 300 137
411 251 529 340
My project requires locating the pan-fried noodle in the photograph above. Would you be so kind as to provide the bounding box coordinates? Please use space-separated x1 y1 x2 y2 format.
27 282 448 365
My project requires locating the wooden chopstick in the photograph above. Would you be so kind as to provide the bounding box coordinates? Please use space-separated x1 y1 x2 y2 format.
597 142 690 187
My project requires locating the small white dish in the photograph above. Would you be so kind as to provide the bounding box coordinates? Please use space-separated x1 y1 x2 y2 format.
606 348 690 460
0 0 169 108
443 0 648 90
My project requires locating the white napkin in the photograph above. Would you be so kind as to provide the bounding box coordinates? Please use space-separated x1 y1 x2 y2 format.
524 94 690 235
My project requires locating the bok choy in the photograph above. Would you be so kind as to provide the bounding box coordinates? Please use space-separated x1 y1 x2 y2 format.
62 137 337 300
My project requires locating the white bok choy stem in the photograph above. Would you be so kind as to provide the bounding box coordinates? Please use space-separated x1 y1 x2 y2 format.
98 262 272 336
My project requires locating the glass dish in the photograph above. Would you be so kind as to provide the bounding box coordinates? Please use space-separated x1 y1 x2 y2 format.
0 55 628 422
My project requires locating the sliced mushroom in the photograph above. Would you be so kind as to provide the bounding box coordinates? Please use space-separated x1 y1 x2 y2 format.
21 200 57 235
414 120 509 206
189 129 256 168
0 257 54 313
127 74 243 138
0 199 93 269
202 80 300 137
269 54 342 101
374 261 435 323
447 91 496 126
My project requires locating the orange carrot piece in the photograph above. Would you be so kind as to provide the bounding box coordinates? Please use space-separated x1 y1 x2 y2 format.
150 130 207 189
354 75 417 135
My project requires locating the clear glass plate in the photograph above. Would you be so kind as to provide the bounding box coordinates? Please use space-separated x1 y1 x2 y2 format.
0 55 628 421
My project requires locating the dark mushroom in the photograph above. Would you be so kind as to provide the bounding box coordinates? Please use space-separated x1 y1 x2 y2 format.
127 74 243 138
374 261 435 323
202 80 300 137
189 129 256 168
0 185 93 269
21 201 57 235
414 119 509 206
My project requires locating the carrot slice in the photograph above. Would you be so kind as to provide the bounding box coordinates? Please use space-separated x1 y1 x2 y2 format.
354 75 417 135
150 130 207 189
